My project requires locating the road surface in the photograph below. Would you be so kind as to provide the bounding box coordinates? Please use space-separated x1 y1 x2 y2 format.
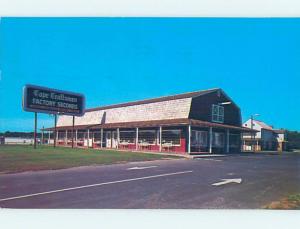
0 153 299 208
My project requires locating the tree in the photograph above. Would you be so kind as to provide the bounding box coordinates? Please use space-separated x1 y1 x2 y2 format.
286 131 300 150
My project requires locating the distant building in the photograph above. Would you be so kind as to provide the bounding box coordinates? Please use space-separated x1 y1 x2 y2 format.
0 136 4 145
44 88 255 154
242 119 287 151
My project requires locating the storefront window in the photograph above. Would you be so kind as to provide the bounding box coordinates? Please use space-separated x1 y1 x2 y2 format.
213 132 224 148
77 130 86 140
162 130 181 145
92 131 101 141
138 130 157 144
120 131 135 144
229 134 240 147
58 131 66 140
191 130 208 147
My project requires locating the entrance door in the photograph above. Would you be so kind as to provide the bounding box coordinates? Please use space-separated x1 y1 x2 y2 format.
106 132 112 148
112 131 118 148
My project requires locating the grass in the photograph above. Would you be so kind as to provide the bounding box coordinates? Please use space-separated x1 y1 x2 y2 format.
264 193 300 209
0 145 178 174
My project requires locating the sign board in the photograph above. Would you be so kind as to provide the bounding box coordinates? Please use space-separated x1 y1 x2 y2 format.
23 84 85 116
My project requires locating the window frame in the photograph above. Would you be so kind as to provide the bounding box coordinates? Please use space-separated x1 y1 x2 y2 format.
211 104 224 123
191 130 208 147
138 130 157 145
161 129 181 146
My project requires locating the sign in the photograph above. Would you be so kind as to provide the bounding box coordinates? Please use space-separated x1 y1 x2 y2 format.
23 84 85 116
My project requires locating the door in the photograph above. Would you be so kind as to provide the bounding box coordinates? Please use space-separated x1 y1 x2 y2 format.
112 131 118 148
106 132 112 148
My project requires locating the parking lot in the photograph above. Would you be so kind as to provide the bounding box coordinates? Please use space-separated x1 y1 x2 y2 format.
0 152 299 209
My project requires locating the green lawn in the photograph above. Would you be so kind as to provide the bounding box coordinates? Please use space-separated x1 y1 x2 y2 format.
0 145 178 174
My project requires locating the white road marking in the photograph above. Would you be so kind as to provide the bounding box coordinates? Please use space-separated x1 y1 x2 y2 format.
0 170 193 202
212 178 242 186
197 158 222 162
127 166 158 170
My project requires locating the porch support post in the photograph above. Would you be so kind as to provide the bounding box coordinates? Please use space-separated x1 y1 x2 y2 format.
226 129 230 153
159 126 162 152
65 130 68 145
100 128 103 148
56 131 58 145
209 127 213 154
188 125 191 154
87 129 90 148
117 128 120 149
41 128 44 145
91 131 94 148
75 130 78 147
48 131 51 145
136 127 139 150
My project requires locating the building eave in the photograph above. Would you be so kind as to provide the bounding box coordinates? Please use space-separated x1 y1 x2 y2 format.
42 118 257 132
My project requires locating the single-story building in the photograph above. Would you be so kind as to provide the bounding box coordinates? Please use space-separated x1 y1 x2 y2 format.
43 88 255 155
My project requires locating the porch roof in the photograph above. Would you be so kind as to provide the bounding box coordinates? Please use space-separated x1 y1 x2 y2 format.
43 118 257 133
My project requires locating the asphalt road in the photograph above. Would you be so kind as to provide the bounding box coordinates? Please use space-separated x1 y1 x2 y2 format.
0 153 299 209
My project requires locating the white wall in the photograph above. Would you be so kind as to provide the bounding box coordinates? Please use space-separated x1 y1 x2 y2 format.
4 137 35 144
242 119 262 139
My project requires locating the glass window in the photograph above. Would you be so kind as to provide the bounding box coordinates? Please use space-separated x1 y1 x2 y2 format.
120 131 135 144
93 131 102 141
229 134 240 147
213 132 224 148
212 104 224 123
77 130 86 140
138 130 157 144
58 131 65 140
191 130 208 147
162 130 181 145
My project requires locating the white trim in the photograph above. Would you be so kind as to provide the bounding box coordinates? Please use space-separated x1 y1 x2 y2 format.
188 125 191 154
209 127 213 153
75 129 78 146
135 127 139 150
159 126 162 152
226 129 230 153
87 129 90 148
100 128 103 148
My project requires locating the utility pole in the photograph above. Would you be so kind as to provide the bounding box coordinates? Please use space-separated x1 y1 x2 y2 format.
250 114 260 152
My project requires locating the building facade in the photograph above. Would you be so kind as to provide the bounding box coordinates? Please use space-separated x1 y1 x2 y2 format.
44 88 254 154
242 119 287 151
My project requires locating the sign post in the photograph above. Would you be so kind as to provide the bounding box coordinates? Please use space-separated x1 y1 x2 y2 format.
34 112 37 149
22 84 85 149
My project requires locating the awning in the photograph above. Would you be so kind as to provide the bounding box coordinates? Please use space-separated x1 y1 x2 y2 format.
42 118 257 133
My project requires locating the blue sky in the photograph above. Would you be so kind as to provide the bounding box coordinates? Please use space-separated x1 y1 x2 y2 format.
0 18 299 132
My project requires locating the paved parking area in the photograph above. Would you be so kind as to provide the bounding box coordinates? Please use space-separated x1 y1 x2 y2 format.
0 153 299 208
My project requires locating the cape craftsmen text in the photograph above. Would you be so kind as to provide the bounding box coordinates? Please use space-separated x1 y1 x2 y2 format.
32 90 79 110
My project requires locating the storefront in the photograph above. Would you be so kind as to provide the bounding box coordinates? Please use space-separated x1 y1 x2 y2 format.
43 88 255 154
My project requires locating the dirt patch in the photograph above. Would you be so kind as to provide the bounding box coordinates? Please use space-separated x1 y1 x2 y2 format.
264 194 300 209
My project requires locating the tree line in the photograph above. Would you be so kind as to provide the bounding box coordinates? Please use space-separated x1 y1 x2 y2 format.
286 131 300 150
